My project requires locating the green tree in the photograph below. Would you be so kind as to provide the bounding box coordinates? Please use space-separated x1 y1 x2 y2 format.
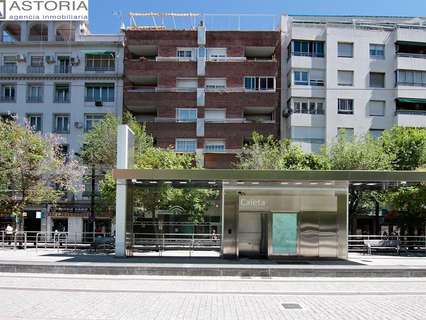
322 130 394 234
235 132 330 170
380 127 426 170
0 120 85 229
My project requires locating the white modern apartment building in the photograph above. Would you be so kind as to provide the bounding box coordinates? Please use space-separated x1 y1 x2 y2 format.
281 15 426 152
0 20 123 238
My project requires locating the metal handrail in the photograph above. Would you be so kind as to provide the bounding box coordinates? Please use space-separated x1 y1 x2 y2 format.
349 235 426 253
0 231 4 249
13 232 27 250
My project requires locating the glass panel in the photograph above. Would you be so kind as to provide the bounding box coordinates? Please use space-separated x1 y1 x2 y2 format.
272 213 298 255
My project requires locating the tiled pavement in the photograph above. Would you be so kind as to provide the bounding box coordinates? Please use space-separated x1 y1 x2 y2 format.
0 273 425 320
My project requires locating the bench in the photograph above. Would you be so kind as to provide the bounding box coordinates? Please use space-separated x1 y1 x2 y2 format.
364 240 401 255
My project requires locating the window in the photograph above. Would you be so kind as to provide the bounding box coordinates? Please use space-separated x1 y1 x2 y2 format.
4 55 17 65
207 48 227 60
291 126 325 144
176 78 198 90
291 40 324 58
338 99 354 114
338 70 354 86
54 84 70 103
56 56 71 74
338 42 354 58
244 76 275 91
176 108 197 122
27 84 43 103
369 100 386 116
1 84 16 102
175 139 197 153
370 44 385 59
85 83 115 102
293 99 325 115
84 114 104 132
370 72 385 88
294 71 309 85
204 140 225 153
205 78 226 90
338 128 354 140
370 129 384 139
397 70 426 86
85 53 115 71
176 48 193 58
205 109 226 122
54 114 70 133
27 114 42 132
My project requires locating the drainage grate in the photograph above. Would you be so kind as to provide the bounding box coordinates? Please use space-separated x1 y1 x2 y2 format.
282 303 302 310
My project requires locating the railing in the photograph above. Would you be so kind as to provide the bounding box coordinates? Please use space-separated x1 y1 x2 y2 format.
0 64 17 74
397 52 426 59
127 87 248 93
28 35 48 42
349 235 426 253
27 96 43 103
132 233 221 256
0 96 16 103
85 66 115 72
54 65 72 74
84 96 115 103
27 66 45 74
396 110 426 116
54 96 71 103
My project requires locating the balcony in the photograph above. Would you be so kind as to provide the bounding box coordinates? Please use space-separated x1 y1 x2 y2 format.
54 65 72 74
85 96 115 103
205 59 277 78
28 35 48 42
206 90 279 109
395 111 426 127
0 65 17 74
27 66 45 74
0 96 16 103
125 88 196 111
204 122 278 143
85 66 115 73
54 96 71 103
27 96 43 103
125 59 196 82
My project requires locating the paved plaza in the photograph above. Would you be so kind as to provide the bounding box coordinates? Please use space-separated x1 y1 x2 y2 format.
0 273 425 320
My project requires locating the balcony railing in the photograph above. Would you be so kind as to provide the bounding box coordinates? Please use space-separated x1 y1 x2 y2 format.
0 64 17 74
28 35 48 42
54 96 71 103
0 96 16 103
56 35 75 42
84 96 115 103
85 66 115 72
27 66 45 74
396 110 426 116
27 96 43 103
54 65 72 74
397 52 426 59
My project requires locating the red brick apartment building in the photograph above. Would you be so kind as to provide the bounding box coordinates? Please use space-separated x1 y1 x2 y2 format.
123 21 280 168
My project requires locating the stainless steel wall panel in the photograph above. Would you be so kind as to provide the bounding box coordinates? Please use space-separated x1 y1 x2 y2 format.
299 212 319 257
222 191 238 258
238 212 262 257
319 211 338 257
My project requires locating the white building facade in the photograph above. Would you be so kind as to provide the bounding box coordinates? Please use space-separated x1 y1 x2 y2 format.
0 20 124 239
281 15 426 153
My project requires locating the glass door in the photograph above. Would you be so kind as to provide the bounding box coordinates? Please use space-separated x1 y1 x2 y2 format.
271 213 298 255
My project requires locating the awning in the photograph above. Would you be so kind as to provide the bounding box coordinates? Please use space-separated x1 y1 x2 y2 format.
396 41 426 47
396 98 426 104
81 50 115 56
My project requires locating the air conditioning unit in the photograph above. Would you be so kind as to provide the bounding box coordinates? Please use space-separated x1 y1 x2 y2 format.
95 101 103 107
45 56 56 64
16 54 26 62
74 122 83 129
70 57 80 65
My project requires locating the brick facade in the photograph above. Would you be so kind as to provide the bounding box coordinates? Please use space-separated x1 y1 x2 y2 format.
124 27 281 168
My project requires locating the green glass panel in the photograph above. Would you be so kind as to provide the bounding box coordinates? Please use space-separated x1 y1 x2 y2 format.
272 213 298 255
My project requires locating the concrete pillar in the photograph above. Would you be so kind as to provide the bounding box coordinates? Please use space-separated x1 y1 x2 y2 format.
20 22 28 42
115 125 135 258
48 22 55 42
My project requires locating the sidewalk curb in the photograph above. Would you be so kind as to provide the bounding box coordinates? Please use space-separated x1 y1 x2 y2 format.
1 263 426 277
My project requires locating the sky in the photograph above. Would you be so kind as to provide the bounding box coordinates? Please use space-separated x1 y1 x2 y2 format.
88 0 426 34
